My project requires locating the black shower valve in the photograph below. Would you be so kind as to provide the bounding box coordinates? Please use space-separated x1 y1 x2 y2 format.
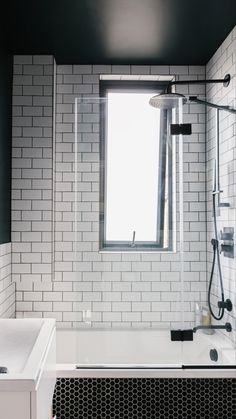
217 299 233 312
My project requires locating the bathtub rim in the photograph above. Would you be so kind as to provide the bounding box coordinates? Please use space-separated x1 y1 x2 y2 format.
56 327 236 370
56 363 236 379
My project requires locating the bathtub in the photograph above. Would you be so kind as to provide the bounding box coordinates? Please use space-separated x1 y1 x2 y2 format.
54 329 236 418
56 329 236 378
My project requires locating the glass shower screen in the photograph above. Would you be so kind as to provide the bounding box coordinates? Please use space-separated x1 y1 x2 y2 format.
74 94 185 368
73 94 236 369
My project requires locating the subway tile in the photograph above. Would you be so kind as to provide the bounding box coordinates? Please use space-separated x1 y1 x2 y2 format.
15 55 33 65
103 292 121 302
13 75 33 85
132 262 151 271
112 262 131 272
113 282 131 292
93 262 111 271
93 65 112 74
63 75 82 84
93 302 111 311
132 282 151 292
103 312 121 322
24 291 42 301
73 65 92 74
122 312 141 322
142 292 161 302
142 312 161 321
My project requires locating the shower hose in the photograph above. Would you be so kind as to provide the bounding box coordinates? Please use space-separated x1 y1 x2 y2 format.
207 192 225 320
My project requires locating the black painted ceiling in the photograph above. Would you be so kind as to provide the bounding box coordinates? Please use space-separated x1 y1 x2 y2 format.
3 0 236 64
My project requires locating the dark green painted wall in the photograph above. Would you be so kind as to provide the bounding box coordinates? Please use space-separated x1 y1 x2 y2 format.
0 53 12 244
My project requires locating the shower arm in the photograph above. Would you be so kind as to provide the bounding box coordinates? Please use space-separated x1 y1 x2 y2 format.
166 74 230 94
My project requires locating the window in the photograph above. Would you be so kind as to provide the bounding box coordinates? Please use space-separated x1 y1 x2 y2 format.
100 81 173 251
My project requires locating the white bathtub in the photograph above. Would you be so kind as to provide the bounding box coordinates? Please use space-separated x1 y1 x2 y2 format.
56 329 236 378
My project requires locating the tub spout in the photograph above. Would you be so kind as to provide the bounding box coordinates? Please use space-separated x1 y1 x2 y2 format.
193 322 232 333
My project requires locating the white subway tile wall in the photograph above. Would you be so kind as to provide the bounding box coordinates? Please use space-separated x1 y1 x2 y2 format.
12 55 54 318
0 243 15 318
12 57 207 328
206 26 236 343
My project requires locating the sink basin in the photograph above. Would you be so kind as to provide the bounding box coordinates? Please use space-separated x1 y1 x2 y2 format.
0 318 56 419
0 319 43 374
0 318 55 390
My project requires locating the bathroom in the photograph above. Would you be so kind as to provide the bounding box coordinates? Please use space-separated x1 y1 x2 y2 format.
0 0 236 418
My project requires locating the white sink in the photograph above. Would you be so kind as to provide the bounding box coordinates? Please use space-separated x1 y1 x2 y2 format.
0 319 43 374
0 318 56 419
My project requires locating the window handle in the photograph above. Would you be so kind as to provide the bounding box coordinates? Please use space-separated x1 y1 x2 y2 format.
131 231 136 247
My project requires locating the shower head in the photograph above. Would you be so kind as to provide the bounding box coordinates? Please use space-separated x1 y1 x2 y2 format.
149 74 231 110
149 93 187 110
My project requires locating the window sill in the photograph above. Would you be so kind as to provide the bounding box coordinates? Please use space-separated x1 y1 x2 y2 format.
99 248 175 254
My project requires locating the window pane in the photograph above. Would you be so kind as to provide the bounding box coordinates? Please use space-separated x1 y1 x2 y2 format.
105 92 160 242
